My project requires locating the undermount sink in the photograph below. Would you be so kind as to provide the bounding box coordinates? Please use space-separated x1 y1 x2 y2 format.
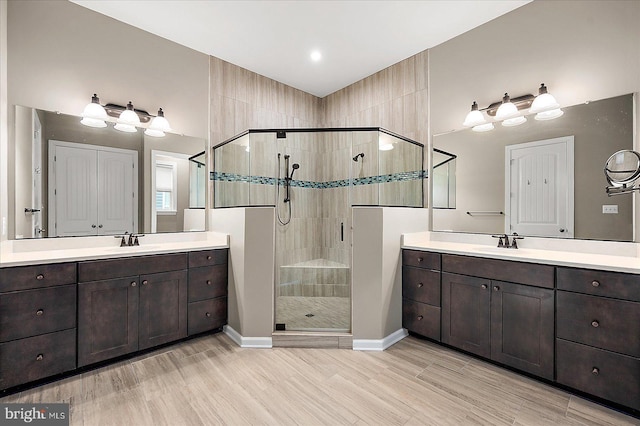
104 244 162 252
472 246 533 255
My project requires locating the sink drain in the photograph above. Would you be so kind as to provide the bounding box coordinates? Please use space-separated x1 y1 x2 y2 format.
305 313 315 318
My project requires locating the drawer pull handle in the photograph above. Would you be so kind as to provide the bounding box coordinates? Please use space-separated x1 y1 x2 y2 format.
36 309 44 316
207 255 212 260
131 282 137 287
592 367 599 375
591 320 600 328
493 286 500 291
36 354 44 361
591 280 600 288
417 257 423 263
481 284 488 289
36 274 44 280
142 280 148 286
417 315 423 321
206 312 211 318
417 282 423 288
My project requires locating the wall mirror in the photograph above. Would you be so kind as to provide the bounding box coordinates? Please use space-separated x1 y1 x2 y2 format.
13 106 206 239
432 93 634 242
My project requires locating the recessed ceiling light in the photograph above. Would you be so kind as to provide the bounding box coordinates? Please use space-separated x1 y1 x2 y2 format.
310 50 322 62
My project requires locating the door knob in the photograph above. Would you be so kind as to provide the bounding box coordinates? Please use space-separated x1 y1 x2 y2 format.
91 224 97 228
559 228 566 233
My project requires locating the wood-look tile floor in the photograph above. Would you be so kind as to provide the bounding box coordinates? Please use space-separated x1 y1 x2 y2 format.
2 333 639 425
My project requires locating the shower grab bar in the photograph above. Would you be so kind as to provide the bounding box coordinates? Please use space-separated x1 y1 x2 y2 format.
466 211 504 216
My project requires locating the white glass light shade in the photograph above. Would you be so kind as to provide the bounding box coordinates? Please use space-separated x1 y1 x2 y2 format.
463 102 487 127
530 83 560 113
114 123 138 133
144 128 165 137
379 142 394 151
115 102 140 133
145 108 171 137
495 94 519 121
535 108 564 121
502 116 527 127
81 94 108 128
472 123 495 132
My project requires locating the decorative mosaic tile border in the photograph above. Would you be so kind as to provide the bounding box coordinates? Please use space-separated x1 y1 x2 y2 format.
211 170 426 188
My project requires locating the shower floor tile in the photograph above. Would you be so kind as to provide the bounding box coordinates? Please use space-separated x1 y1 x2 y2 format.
275 296 350 331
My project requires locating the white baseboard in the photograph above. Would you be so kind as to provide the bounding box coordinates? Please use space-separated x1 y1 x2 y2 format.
352 328 408 351
223 325 273 348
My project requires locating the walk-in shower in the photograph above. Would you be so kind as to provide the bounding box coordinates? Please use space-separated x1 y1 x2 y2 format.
213 128 424 333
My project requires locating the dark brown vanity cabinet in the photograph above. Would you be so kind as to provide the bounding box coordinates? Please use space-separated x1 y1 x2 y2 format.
441 255 555 380
402 250 441 341
0 263 77 390
556 267 640 411
187 249 228 335
78 254 188 367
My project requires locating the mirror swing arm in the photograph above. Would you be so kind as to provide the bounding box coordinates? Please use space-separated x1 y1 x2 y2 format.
604 149 640 196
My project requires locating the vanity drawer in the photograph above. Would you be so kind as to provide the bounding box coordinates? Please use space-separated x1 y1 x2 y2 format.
402 250 440 270
78 253 187 281
403 267 440 306
556 339 640 411
188 249 228 268
188 265 228 302
557 291 640 357
442 254 554 289
0 329 76 391
188 298 227 335
0 262 76 292
402 299 440 341
557 267 640 302
0 284 76 343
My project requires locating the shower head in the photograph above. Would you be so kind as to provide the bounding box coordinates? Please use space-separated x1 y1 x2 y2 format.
353 153 365 162
290 163 300 179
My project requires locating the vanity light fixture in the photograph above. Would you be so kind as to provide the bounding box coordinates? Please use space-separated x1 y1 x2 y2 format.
114 101 141 133
530 83 564 120
144 108 172 137
80 94 108 128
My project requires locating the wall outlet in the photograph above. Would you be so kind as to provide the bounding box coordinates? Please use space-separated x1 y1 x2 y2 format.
602 205 618 214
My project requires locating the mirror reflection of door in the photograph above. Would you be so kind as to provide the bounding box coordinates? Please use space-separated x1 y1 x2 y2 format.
505 136 574 238
31 110 43 238
48 140 138 237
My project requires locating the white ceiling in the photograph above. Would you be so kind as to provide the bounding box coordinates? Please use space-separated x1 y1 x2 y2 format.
71 0 531 98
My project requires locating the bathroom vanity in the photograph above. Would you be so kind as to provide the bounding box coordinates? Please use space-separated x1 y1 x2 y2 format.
402 242 640 414
0 238 228 392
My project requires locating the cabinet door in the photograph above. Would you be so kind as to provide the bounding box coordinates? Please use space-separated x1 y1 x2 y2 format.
139 270 187 350
78 277 139 367
490 281 554 380
442 272 491 358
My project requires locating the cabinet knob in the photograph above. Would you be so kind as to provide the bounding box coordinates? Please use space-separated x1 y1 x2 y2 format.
591 320 600 328
206 312 211 318
36 309 44 316
591 280 600 288
592 367 600 375
493 286 500 291
207 255 212 260
206 280 212 286
36 274 44 280
36 354 44 361
481 284 488 289
417 282 423 288
417 257 423 263
417 315 423 321
131 282 137 287
142 280 148 286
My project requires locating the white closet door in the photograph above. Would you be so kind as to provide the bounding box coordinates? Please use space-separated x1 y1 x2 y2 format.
52 145 98 236
98 150 136 235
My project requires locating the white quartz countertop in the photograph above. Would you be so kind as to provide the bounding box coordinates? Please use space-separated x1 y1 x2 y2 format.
0 232 229 267
402 235 640 274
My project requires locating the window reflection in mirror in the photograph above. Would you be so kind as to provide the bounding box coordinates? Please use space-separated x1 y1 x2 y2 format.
432 93 634 242
13 106 206 239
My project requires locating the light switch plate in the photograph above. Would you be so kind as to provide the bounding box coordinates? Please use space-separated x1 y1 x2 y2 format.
602 205 618 214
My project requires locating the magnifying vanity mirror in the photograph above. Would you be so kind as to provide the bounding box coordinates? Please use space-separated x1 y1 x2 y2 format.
13 106 206 239
604 149 640 195
432 93 635 242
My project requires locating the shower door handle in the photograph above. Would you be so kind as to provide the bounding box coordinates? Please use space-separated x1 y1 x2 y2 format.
341 222 344 242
